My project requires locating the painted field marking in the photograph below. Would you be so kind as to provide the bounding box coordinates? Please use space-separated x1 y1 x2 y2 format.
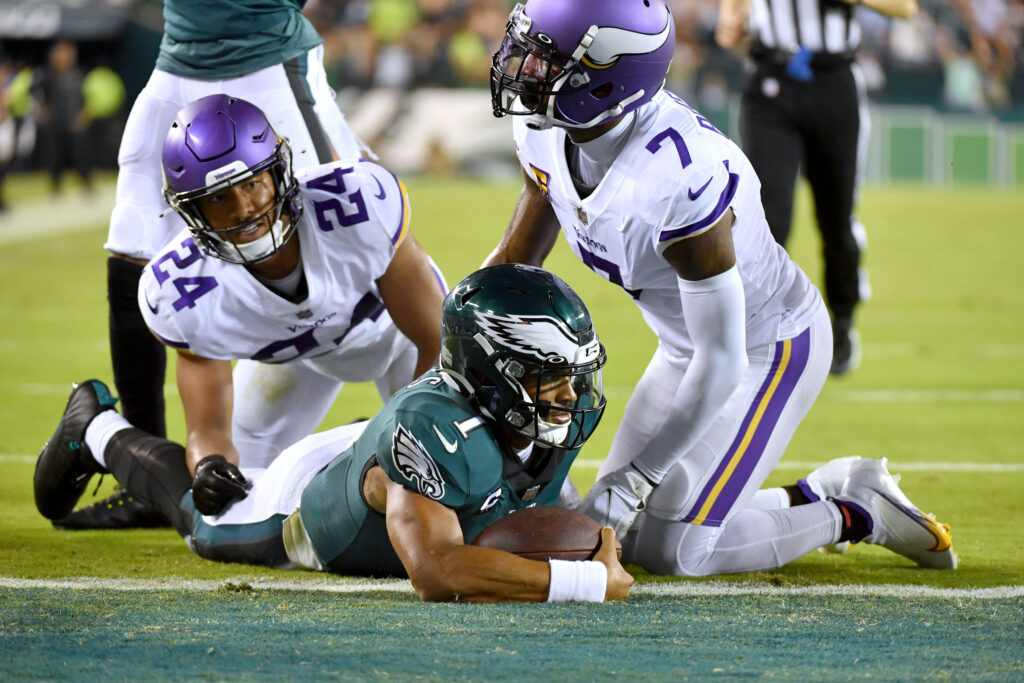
827 389 1024 402
0 186 114 245
2 576 1021 600
572 459 1024 471
4 452 1024 473
5 381 1022 402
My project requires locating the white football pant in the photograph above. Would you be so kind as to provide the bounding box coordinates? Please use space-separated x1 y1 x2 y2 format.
608 305 843 575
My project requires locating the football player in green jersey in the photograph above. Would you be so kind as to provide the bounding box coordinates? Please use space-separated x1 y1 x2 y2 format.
35 264 634 603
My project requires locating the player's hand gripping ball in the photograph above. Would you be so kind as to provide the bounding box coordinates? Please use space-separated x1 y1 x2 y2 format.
472 506 622 561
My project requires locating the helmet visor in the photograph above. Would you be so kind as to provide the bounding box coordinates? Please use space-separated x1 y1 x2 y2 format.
510 347 607 449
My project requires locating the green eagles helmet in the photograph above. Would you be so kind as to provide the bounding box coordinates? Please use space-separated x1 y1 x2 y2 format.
440 263 607 449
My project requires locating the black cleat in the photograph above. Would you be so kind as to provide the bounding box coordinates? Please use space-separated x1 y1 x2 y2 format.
54 488 169 530
34 379 119 520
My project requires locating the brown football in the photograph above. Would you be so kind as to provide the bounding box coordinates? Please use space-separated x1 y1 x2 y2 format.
471 506 622 561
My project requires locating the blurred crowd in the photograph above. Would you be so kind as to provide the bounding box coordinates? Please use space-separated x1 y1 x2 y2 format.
0 39 125 209
304 0 1024 114
1 0 1022 209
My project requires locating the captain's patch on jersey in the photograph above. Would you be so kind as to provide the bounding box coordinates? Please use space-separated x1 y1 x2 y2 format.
392 424 446 500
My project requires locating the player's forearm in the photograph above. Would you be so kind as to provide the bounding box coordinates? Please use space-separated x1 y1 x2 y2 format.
483 183 560 268
408 544 553 603
634 268 748 481
185 432 240 473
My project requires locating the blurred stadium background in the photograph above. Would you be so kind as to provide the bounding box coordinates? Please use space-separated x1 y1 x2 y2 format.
1 0 1023 192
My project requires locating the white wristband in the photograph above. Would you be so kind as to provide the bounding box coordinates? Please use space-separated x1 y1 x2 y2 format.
546 559 608 603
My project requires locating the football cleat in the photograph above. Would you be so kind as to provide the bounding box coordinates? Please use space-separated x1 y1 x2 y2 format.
834 457 957 569
800 456 861 554
34 380 118 521
53 488 168 530
577 468 653 538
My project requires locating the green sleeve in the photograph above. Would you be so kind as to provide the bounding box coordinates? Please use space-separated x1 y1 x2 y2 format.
376 401 503 513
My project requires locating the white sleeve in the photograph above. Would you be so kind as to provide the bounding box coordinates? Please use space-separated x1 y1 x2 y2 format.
651 159 740 253
631 266 749 482
137 266 190 351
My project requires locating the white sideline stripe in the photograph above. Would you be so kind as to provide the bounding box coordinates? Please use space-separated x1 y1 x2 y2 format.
573 459 1024 472
827 389 1024 402
1 576 1021 600
5 452 1024 473
0 188 114 244
5 382 1021 403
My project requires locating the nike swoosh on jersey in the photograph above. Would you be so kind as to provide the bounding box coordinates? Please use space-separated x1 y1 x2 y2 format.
144 290 159 315
688 176 713 201
372 174 386 200
432 425 459 453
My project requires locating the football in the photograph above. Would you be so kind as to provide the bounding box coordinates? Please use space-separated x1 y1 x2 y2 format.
472 506 622 561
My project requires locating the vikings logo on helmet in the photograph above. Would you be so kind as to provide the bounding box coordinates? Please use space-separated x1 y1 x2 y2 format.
490 0 676 129
392 424 446 501
580 16 673 70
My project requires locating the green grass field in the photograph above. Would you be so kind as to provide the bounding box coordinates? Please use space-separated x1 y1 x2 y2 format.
1 175 1022 678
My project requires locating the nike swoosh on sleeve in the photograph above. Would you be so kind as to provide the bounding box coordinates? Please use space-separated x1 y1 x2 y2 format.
687 176 713 201
432 425 459 453
372 174 386 200
144 290 159 315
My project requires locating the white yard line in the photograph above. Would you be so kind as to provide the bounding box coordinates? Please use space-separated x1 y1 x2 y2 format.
573 459 1024 471
827 389 1024 402
0 187 114 245
3 382 1022 402
4 452 1024 472
1 576 1020 599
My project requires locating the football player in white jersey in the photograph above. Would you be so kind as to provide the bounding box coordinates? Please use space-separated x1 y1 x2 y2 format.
74 1 370 529
139 95 445 516
485 0 956 573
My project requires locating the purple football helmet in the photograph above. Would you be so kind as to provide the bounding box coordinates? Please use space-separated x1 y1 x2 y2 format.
490 0 675 130
162 94 302 265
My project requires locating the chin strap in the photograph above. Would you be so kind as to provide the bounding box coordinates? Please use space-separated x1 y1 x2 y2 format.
213 215 290 264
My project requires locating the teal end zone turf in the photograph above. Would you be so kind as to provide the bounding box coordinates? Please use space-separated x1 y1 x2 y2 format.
2 589 1022 679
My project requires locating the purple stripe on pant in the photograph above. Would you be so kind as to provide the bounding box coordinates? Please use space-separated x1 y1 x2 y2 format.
681 327 812 526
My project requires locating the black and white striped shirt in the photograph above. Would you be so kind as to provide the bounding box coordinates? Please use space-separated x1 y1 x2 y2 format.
749 0 862 54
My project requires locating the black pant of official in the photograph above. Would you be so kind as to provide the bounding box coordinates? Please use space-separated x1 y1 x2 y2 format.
739 60 864 330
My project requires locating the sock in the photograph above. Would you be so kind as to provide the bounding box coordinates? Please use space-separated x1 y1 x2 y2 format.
84 410 132 469
108 257 167 437
784 482 815 506
833 500 871 543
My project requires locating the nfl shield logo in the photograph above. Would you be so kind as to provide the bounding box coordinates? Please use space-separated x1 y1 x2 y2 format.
576 206 588 225
297 309 313 319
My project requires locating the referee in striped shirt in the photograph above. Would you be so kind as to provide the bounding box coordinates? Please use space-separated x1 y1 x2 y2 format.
716 0 917 376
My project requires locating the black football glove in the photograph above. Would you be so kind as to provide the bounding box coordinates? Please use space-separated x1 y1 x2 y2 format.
192 455 252 516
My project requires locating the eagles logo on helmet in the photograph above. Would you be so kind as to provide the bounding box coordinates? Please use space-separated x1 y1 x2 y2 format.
439 264 607 449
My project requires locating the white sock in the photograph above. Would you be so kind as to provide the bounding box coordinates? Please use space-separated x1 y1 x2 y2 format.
84 411 132 468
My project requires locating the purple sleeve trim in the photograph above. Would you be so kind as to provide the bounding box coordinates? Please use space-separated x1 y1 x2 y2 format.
359 159 407 246
658 169 739 244
152 329 190 350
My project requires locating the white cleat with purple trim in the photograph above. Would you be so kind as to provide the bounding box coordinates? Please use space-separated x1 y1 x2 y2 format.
800 456 861 554
836 457 957 569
